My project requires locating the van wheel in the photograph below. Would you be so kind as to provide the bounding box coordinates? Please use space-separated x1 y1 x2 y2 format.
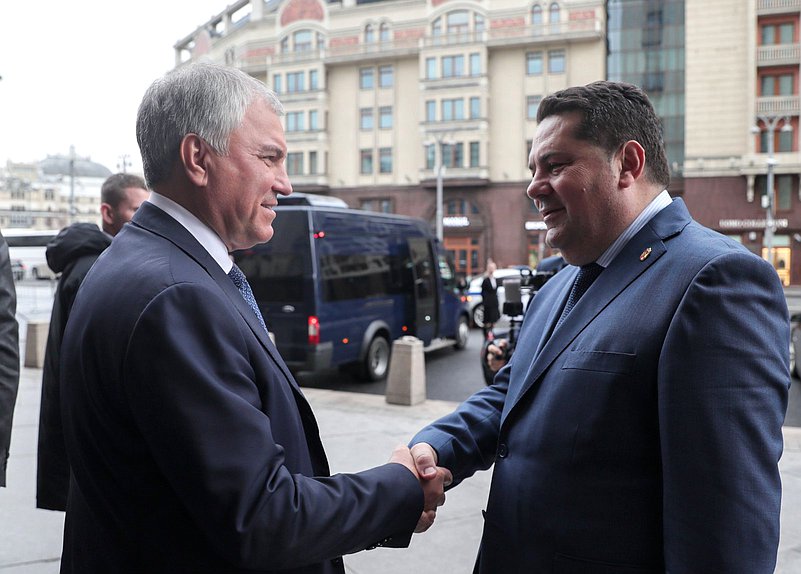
359 335 391 382
472 304 485 329
453 316 470 350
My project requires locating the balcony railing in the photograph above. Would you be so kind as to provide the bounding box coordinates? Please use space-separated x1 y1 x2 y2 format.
757 44 801 67
487 18 602 47
757 95 801 115
757 0 801 14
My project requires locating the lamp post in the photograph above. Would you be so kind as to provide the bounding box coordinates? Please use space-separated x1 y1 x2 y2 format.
425 134 453 242
753 115 792 264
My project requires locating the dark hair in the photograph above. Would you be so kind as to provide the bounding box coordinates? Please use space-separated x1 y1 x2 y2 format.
536 81 670 188
101 173 147 208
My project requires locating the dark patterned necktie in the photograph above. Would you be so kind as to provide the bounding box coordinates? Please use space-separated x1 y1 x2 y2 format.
228 263 268 333
556 262 604 327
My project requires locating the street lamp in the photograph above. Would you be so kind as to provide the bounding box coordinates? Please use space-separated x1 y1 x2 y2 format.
424 134 453 242
753 115 792 264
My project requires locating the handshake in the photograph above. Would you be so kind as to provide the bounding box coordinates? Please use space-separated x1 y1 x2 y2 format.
389 443 452 533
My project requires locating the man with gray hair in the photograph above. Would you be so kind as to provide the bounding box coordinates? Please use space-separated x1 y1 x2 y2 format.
59 61 449 573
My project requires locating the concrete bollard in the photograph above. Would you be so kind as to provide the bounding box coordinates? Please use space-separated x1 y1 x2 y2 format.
25 320 50 368
385 336 426 406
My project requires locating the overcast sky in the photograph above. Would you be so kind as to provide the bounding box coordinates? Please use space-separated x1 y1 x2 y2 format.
0 1 225 175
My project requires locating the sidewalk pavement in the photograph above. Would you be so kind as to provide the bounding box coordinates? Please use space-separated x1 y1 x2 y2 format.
2 366 800 573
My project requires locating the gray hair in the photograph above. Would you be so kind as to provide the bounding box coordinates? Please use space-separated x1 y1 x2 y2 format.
136 60 284 188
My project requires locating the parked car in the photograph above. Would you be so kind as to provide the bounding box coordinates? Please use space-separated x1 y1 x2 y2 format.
466 267 533 329
792 313 801 378
10 259 26 281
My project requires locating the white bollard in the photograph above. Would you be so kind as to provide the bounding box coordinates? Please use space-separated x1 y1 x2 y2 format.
385 336 426 406
24 320 49 368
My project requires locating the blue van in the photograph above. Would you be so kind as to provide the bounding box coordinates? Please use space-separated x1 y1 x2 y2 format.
234 196 471 381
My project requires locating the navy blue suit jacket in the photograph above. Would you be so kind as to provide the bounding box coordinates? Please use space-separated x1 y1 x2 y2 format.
60 203 422 573
413 199 790 573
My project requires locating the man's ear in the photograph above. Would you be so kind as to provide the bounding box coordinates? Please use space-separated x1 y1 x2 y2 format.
618 140 645 189
99 202 114 227
179 134 209 187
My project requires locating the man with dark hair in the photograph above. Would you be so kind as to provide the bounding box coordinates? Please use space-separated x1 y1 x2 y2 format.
36 172 149 510
411 80 790 572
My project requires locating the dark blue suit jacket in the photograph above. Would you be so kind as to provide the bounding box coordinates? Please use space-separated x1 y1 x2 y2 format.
60 203 422 573
413 199 790 573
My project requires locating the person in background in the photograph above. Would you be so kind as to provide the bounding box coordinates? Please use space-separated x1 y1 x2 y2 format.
36 173 149 510
480 258 500 336
58 61 450 573
0 228 19 488
410 80 790 572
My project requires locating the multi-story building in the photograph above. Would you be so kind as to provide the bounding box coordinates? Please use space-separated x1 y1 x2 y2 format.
175 0 801 286
0 155 111 230
683 0 801 287
175 0 607 276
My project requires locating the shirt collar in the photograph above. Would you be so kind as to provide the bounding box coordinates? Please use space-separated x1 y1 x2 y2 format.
146 192 233 273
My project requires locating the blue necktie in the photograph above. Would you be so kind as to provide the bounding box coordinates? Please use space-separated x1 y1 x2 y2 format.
228 263 268 333
556 262 603 327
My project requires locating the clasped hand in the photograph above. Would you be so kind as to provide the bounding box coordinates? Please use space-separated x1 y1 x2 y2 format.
389 443 452 533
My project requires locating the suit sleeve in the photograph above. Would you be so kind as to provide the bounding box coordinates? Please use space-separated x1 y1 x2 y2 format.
659 251 789 572
0 231 19 487
123 282 423 569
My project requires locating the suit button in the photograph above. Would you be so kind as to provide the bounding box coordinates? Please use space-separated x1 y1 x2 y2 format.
497 443 508 458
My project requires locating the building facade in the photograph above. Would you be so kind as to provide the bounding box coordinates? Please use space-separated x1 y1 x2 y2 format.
176 0 607 276
0 155 111 231
683 0 801 287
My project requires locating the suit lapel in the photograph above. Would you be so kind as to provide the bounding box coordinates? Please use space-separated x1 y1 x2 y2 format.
506 199 692 421
131 203 304 395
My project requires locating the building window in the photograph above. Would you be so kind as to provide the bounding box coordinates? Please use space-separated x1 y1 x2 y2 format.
470 53 481 76
526 51 543 75
447 10 470 35
760 129 794 153
287 152 304 176
287 71 305 93
379 147 392 173
426 100 436 122
365 24 375 43
426 144 435 169
426 58 437 79
474 13 485 33
757 174 795 211
281 37 289 53
379 65 393 87
531 4 543 25
309 110 319 130
442 142 463 168
286 111 304 132
527 95 541 120
272 74 282 94
762 22 795 45
379 106 393 129
548 49 565 73
309 69 319 90
379 23 390 42
442 98 464 121
470 96 480 119
549 2 560 29
469 141 480 167
294 30 313 52
360 149 373 174
361 198 393 213
309 151 318 175
760 73 794 96
442 55 465 78
360 108 374 130
360 68 374 89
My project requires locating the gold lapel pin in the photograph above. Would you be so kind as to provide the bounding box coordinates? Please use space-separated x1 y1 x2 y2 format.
639 247 652 261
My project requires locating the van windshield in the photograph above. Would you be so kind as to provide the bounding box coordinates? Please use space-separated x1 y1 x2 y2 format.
234 211 311 303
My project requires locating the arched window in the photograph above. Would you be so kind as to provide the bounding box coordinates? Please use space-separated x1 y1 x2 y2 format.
531 5 543 26
549 2 560 25
474 13 485 33
379 22 390 42
365 24 375 43
280 36 289 53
